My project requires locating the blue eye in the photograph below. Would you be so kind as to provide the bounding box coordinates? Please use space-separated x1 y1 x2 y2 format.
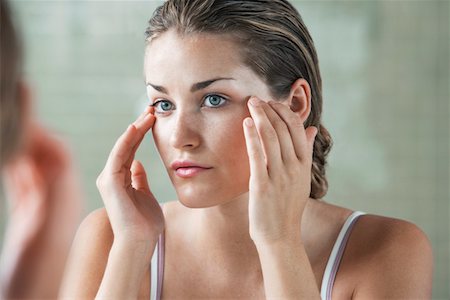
203 94 227 108
151 95 226 113
152 100 174 113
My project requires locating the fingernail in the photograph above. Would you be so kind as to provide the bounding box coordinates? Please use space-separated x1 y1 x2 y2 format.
249 97 261 107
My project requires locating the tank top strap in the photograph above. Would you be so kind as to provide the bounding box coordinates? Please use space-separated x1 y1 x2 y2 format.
320 211 366 300
150 205 166 300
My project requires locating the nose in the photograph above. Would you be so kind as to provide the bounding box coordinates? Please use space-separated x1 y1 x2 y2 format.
169 110 201 150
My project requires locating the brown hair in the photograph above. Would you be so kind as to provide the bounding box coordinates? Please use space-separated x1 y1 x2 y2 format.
0 0 24 167
145 0 333 199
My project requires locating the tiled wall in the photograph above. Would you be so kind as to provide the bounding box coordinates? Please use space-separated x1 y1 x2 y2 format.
2 0 449 298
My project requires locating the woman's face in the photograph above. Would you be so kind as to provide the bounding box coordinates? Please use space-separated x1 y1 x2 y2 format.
144 29 274 208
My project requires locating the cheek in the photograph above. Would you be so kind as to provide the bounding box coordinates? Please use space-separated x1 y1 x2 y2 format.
209 112 250 176
219 128 251 201
207 107 247 150
222 119 246 154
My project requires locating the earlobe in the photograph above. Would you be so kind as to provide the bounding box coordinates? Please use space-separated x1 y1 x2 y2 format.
288 78 311 123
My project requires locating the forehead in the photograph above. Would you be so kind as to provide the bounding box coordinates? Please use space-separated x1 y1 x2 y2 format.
144 30 245 80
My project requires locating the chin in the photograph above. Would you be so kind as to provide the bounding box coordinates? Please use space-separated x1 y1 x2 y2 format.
178 197 217 209
174 182 249 209
175 187 222 209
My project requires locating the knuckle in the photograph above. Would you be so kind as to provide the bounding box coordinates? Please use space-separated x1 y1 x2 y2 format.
273 119 287 131
96 171 112 190
292 116 303 127
96 173 103 188
263 127 278 141
249 150 263 163
249 149 259 159
253 181 269 193
278 180 289 193
286 164 301 178
114 152 127 163
254 119 268 132
287 152 301 163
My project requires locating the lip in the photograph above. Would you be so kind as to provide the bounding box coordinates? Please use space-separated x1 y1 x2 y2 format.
170 160 213 178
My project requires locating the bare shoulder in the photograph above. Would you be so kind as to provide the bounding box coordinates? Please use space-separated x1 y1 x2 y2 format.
59 208 113 299
348 214 433 299
75 207 114 251
352 214 433 265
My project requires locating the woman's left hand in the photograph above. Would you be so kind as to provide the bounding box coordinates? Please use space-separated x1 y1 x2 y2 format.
243 97 317 246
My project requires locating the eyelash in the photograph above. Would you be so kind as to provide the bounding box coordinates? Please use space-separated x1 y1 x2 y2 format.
151 94 228 114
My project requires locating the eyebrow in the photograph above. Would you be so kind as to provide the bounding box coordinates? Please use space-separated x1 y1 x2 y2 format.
146 77 235 94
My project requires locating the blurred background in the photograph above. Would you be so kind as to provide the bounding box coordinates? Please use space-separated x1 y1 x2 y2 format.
0 0 448 298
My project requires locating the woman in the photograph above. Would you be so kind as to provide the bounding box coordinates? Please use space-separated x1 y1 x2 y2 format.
61 0 433 299
0 0 82 298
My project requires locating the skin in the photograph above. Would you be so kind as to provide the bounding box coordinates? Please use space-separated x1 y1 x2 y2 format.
1 82 82 299
60 30 433 299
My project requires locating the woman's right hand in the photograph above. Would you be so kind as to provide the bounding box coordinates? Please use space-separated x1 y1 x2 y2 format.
96 106 164 245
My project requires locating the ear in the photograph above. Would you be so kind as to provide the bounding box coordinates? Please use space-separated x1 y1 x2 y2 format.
286 78 311 123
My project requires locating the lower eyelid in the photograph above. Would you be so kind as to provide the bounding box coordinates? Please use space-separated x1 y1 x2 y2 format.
153 97 229 112
204 100 226 108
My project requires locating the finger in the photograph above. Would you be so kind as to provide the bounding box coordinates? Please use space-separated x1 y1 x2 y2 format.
125 107 156 168
259 101 297 166
247 97 282 171
135 105 153 125
133 106 155 136
131 160 151 195
106 111 155 174
243 117 268 182
124 134 145 169
305 126 318 164
268 101 309 162
106 125 139 174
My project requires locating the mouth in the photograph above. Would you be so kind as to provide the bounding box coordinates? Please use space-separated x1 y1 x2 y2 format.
175 167 211 178
170 160 213 178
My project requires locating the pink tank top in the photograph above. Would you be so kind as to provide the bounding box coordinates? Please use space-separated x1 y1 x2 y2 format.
150 211 366 300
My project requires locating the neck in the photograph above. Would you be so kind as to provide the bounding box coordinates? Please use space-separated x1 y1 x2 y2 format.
193 192 264 280
197 192 253 249
194 195 318 256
